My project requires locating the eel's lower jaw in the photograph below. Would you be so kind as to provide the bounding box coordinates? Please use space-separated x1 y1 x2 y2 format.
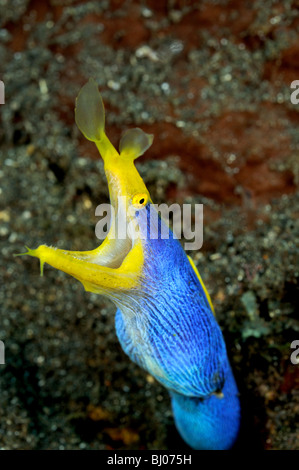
19 231 133 271
17 232 142 296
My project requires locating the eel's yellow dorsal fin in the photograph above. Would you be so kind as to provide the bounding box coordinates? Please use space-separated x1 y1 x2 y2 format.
188 256 215 315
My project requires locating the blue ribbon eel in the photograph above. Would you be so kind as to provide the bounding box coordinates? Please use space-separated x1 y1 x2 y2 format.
19 78 240 450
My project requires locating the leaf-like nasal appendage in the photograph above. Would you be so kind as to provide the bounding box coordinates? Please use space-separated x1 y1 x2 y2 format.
75 77 105 142
119 128 154 161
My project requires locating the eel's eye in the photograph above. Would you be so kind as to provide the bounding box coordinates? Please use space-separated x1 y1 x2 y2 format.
132 193 148 209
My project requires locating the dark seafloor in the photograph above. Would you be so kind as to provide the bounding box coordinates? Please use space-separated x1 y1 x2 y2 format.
0 0 298 450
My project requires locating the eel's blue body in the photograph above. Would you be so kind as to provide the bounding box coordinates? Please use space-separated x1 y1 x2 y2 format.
115 205 240 449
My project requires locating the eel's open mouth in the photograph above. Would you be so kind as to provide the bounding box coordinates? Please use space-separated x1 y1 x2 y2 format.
15 230 142 296
88 235 134 269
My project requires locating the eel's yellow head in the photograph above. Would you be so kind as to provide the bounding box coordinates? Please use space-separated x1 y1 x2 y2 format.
75 78 153 220
17 79 155 298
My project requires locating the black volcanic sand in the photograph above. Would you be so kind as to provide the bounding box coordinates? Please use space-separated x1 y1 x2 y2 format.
0 0 298 450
